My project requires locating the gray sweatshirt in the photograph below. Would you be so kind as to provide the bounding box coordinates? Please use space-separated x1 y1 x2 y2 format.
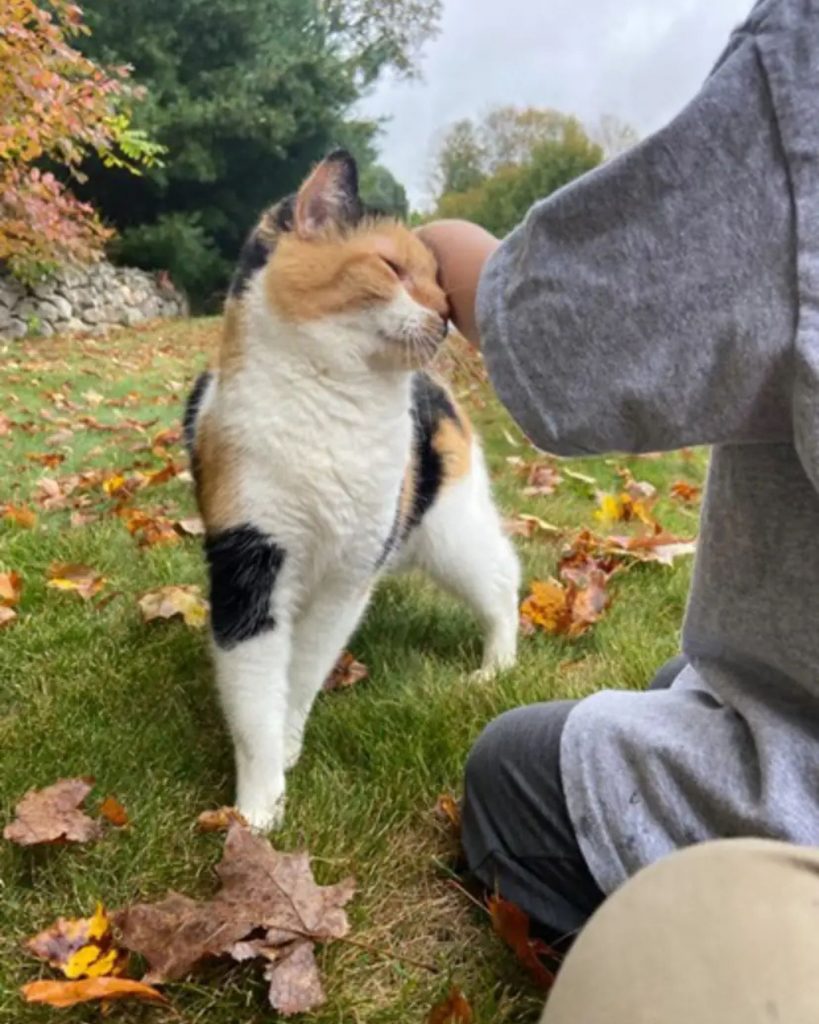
476 0 819 893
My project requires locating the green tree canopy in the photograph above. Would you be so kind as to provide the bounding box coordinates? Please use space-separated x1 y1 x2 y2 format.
432 107 605 237
75 0 434 307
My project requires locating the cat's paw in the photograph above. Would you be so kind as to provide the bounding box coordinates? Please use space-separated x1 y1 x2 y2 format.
238 796 285 833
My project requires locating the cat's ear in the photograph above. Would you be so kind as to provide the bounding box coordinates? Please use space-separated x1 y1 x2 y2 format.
294 149 361 238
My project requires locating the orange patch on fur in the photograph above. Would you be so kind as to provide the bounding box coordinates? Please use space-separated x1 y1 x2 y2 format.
195 413 239 530
432 414 472 483
265 219 447 324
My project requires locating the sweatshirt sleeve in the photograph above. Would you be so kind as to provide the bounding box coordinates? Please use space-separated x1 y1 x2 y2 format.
476 32 797 456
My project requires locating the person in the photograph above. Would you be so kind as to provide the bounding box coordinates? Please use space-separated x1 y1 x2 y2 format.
419 0 819 1016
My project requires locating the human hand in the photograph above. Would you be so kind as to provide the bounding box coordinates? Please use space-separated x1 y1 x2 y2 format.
415 219 499 345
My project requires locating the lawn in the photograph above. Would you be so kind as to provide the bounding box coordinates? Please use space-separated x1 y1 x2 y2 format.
0 319 705 1023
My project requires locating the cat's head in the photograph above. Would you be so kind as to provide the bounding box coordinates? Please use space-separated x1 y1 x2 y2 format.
226 150 449 374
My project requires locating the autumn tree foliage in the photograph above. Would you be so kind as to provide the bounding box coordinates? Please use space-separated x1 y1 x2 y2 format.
0 0 157 282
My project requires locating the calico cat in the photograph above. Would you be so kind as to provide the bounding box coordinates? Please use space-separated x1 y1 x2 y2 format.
184 150 520 830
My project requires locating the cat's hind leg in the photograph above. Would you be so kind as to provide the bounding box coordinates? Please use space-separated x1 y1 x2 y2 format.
206 525 291 831
407 446 520 678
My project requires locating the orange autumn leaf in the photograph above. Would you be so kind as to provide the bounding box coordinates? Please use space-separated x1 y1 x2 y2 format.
520 580 572 635
427 986 474 1024
488 894 560 991
670 480 702 503
435 794 462 831
504 513 561 539
21 977 166 1008
0 571 23 607
99 796 129 828
26 452 66 468
4 504 37 528
197 806 249 833
118 508 180 547
47 563 106 601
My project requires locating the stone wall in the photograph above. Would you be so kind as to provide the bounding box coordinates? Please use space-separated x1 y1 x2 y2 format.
0 262 188 340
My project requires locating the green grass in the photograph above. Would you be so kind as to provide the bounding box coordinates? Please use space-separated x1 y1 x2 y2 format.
0 321 706 1023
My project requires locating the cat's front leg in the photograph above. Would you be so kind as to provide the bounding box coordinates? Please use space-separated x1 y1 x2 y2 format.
214 631 291 831
206 525 291 831
285 580 373 770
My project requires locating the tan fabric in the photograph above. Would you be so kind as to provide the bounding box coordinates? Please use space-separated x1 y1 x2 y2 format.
540 839 819 1024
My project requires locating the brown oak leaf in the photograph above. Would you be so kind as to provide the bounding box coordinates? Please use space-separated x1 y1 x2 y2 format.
47 563 106 601
3 777 103 846
137 585 209 629
264 941 325 1016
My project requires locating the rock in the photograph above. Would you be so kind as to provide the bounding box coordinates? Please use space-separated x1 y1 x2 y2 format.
3 319 28 340
49 295 73 320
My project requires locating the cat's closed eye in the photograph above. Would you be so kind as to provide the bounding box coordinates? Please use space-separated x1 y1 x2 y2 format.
380 256 406 279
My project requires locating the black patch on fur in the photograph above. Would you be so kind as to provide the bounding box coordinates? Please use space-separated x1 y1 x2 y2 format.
229 231 270 298
205 525 286 650
406 373 464 532
183 370 212 456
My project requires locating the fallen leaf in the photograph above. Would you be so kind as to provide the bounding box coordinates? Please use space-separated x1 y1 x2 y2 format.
45 428 75 447
26 904 127 979
138 585 209 629
47 564 106 601
520 580 572 636
174 516 205 537
606 530 697 567
115 823 355 1015
21 977 165 1008
522 463 562 497
0 571 23 606
99 796 129 828
428 986 474 1024
435 794 462 831
4 504 37 528
670 480 701 503
561 467 598 486
144 461 180 487
0 413 11 436
0 606 18 628
488 895 559 990
264 941 325 1016
26 452 65 468
3 777 103 846
504 513 561 539
119 508 180 547
197 806 249 833
323 651 368 691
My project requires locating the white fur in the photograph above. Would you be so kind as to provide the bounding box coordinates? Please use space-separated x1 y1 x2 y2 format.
197 273 520 830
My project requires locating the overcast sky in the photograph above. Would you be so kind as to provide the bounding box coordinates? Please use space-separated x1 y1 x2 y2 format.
358 0 753 208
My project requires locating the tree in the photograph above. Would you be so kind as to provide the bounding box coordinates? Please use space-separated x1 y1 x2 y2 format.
593 114 640 160
435 115 603 237
359 165 409 218
0 0 157 283
76 0 434 307
429 119 486 197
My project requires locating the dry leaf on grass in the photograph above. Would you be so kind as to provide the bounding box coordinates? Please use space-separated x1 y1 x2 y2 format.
0 571 22 607
26 452 65 468
138 585 209 629
504 514 561 539
3 777 103 846
26 904 128 979
0 606 17 628
434 794 462 834
606 531 697 567
670 480 702 503
488 894 560 991
98 796 129 828
47 563 106 601
522 463 562 497
175 516 205 537
115 823 355 1015
323 651 368 692
197 806 249 833
3 504 37 528
118 508 180 547
428 986 474 1024
21 977 165 1008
